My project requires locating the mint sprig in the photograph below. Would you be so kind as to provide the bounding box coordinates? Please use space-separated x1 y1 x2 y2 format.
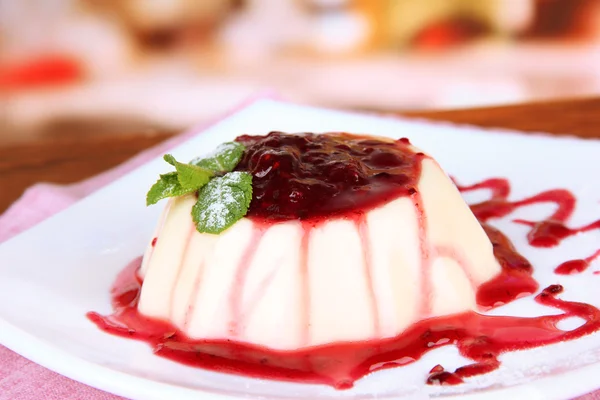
164 154 213 189
191 142 245 174
146 141 253 234
146 155 213 206
192 172 253 234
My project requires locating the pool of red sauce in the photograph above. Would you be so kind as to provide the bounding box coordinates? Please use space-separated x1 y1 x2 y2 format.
88 133 600 389
555 249 600 275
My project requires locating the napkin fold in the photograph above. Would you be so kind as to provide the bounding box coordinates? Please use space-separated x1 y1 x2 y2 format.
0 95 596 400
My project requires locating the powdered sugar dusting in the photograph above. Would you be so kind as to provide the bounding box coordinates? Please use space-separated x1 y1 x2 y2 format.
193 171 253 234
214 143 242 164
199 196 233 232
221 170 250 186
190 142 245 173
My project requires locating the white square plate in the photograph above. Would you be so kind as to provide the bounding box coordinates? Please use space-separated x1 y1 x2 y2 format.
1 100 600 400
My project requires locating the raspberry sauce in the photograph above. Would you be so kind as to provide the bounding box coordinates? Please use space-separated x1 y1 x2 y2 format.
235 132 423 221
555 250 600 275
88 134 600 389
456 178 600 248
87 262 600 389
456 178 600 275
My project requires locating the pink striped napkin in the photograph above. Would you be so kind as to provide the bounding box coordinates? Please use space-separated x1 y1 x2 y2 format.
0 96 597 400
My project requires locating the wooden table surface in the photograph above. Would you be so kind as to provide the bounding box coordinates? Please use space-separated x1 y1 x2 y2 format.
1 97 600 214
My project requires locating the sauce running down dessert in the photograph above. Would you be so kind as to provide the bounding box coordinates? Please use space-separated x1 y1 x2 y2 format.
88 132 600 389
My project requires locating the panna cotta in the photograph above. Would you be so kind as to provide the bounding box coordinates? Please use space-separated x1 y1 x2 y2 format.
89 131 600 388
137 132 501 349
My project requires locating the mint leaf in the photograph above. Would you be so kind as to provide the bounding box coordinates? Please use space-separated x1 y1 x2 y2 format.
146 172 194 206
191 142 245 174
146 155 213 206
163 154 213 190
192 171 253 234
146 143 249 210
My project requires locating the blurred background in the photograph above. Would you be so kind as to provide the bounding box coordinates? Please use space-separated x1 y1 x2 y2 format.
2 0 600 143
